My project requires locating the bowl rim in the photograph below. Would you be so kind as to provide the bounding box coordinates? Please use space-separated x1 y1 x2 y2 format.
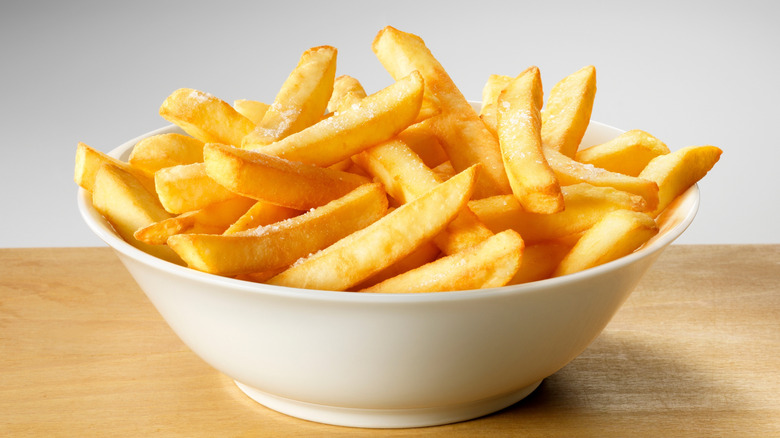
77 122 700 304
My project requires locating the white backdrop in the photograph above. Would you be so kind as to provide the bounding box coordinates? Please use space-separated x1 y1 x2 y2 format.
2 0 778 247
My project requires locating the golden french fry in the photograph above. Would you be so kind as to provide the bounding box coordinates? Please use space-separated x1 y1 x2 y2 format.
372 26 511 198
243 46 337 146
362 230 523 293
544 146 659 211
233 99 271 125
553 209 659 276
267 165 479 291
223 200 300 235
479 73 512 135
508 241 572 285
396 121 449 169
74 142 155 194
575 130 670 177
203 143 370 210
154 163 239 214
167 183 388 276
638 145 722 217
541 65 597 158
353 241 441 290
469 183 648 244
328 75 368 113
128 133 204 177
159 88 256 146
245 71 424 167
497 66 564 214
92 163 180 264
134 197 256 245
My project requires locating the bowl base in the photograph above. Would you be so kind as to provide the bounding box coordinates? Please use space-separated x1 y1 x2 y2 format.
234 379 543 429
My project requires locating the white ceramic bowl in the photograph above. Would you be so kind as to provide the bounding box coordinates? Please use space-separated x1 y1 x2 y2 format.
77 121 699 428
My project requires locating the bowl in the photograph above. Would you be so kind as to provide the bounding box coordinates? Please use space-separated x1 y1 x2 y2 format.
77 121 699 428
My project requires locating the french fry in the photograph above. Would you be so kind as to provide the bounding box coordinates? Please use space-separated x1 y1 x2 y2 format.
167 183 388 276
91 163 180 264
245 71 424 167
159 88 256 146
541 65 597 158
469 183 648 244
223 200 300 235
544 146 660 211
327 75 368 113
74 142 155 193
479 73 512 136
128 133 205 177
553 209 659 277
508 241 572 285
372 26 511 198
267 165 479 291
233 99 271 125
353 241 441 290
575 130 670 177
497 66 564 214
638 145 722 217
396 122 449 169
361 230 523 293
203 143 370 210
154 163 240 214
133 197 256 245
242 46 337 146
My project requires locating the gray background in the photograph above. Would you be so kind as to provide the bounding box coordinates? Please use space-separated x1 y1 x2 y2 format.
2 0 778 247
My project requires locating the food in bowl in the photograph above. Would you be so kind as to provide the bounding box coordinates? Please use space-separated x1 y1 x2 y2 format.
74 25 720 427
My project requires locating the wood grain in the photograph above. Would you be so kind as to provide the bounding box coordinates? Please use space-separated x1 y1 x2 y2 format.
1 245 778 437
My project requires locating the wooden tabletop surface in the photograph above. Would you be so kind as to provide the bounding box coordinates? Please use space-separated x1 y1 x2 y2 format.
1 245 778 437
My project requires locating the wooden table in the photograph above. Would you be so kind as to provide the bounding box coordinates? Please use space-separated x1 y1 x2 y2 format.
2 245 778 437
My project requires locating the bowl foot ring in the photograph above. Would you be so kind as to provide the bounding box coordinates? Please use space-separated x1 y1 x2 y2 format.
234 379 543 429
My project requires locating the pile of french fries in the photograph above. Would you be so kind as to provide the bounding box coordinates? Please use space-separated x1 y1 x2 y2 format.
74 26 721 293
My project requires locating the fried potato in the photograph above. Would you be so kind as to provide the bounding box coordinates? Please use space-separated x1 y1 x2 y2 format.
159 88 256 146
223 200 300 235
267 165 479 291
75 142 154 193
242 46 337 146
396 121 449 169
167 183 388 276
233 99 270 125
575 130 670 177
134 197 256 245
553 209 659 277
362 230 523 293
154 163 240 214
245 71 424 167
479 73 512 135
497 66 564 214
638 145 722 217
91 163 180 263
544 146 659 211
541 65 597 158
353 241 441 290
203 143 370 210
469 183 648 244
327 75 368 113
508 241 572 285
372 26 511 198
128 133 205 177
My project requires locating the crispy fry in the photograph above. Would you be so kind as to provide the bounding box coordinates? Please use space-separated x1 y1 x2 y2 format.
168 183 388 276
92 163 180 263
480 73 512 136
328 75 368 113
128 133 205 177
362 230 523 293
243 46 337 146
75 142 154 193
245 71 424 167
134 197 256 245
638 145 722 217
508 241 572 285
223 200 300 235
541 65 597 158
267 165 479 291
575 130 670 177
233 99 271 125
372 26 511 198
354 241 441 291
154 163 239 214
203 143 370 210
159 88 256 146
553 209 659 276
497 66 564 214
